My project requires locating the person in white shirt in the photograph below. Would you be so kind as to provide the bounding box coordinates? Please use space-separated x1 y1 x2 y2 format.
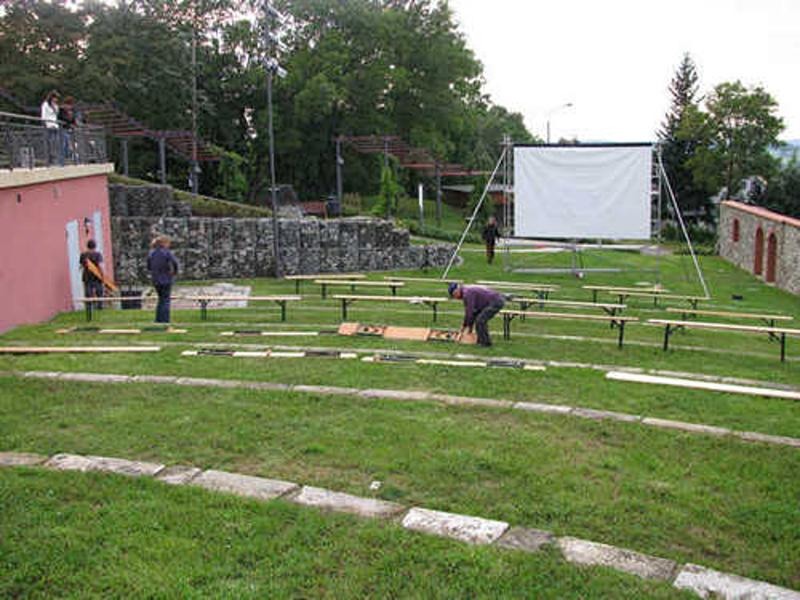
40 91 62 165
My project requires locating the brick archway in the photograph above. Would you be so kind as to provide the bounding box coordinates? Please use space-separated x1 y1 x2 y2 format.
766 232 778 283
754 227 764 275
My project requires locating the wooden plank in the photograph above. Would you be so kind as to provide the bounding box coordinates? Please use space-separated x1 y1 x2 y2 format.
613 291 708 301
606 371 800 401
384 326 431 341
285 273 365 281
85 258 119 292
0 346 160 354
583 285 667 293
180 295 301 301
664 307 793 321
331 294 448 303
502 310 638 322
337 322 360 336
649 319 800 335
384 276 461 284
476 280 559 291
313 280 404 287
510 298 626 310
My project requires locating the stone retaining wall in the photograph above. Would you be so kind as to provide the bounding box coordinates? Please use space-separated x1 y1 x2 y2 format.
109 185 454 283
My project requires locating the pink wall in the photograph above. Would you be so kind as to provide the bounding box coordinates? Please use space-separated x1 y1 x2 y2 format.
0 173 114 333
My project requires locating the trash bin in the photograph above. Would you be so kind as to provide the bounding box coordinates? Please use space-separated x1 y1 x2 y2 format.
326 194 341 217
120 289 143 310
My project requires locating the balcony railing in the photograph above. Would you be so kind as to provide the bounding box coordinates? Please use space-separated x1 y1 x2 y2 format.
0 111 107 170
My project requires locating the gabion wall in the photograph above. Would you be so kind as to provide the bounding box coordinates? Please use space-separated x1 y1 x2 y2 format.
109 185 455 284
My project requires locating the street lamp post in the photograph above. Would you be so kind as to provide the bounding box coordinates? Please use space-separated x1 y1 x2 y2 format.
546 102 573 144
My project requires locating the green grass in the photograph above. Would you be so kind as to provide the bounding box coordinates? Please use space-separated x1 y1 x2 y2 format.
1 246 799 596
0 468 690 599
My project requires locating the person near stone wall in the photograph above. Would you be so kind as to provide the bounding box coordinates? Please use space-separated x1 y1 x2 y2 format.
147 235 179 323
79 239 104 308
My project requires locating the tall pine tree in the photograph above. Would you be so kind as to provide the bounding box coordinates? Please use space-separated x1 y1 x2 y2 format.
658 53 706 222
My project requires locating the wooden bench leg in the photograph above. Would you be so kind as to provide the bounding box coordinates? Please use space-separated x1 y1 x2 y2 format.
200 300 209 321
503 314 511 340
592 290 598 303
85 302 93 322
321 284 327 299
279 301 287 322
617 320 625 348
781 332 786 362
295 280 301 294
520 301 528 321
662 324 671 351
341 299 348 321
432 302 438 323
391 286 397 297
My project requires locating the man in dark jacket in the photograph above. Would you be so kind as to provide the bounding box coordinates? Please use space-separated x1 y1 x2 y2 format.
147 235 179 323
482 215 501 264
448 282 505 347
79 239 104 306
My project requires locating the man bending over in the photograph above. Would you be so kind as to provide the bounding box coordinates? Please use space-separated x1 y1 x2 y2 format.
448 282 505 347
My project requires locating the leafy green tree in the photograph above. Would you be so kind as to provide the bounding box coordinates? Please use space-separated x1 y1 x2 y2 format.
764 157 800 218
680 81 784 202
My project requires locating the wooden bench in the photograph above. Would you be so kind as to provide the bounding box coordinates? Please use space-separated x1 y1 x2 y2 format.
384 276 462 284
301 201 327 218
76 296 124 321
475 280 560 300
507 297 626 319
501 309 638 348
584 286 708 309
285 273 365 293
332 294 450 322
180 295 302 321
664 307 793 328
314 279 404 299
649 318 800 361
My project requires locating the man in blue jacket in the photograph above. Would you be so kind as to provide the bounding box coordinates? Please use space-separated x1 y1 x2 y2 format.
147 235 179 323
448 282 505 347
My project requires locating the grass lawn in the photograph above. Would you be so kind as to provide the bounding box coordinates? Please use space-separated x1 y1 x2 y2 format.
1 245 799 596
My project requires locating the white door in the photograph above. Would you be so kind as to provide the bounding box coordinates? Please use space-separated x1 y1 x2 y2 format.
92 210 104 256
66 220 83 310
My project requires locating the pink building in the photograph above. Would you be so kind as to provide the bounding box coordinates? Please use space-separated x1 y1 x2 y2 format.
0 164 115 333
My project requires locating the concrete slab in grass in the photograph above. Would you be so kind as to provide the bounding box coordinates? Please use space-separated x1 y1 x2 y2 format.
156 465 202 485
513 401 572 415
132 375 179 385
558 537 677 581
432 394 514 410
58 372 132 384
0 452 48 467
191 469 298 501
641 418 730 437
292 384 361 396
673 563 800 599
496 527 555 553
402 507 509 545
23 371 64 379
174 377 244 389
360 389 432 402
735 430 800 448
572 408 641 423
45 453 164 477
290 486 405 519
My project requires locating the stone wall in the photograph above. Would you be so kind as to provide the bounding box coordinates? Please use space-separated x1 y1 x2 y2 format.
718 200 800 295
109 184 455 284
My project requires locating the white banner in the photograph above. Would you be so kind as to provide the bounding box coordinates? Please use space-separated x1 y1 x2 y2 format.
514 145 652 239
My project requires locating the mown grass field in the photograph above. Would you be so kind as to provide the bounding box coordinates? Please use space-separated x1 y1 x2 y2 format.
1 244 798 597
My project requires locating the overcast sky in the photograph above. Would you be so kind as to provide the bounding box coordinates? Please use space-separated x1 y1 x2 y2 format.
448 0 800 143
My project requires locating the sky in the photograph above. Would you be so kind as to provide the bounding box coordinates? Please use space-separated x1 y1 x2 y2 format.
447 0 800 143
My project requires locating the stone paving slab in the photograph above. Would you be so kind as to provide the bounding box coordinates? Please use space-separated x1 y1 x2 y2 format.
496 527 555 553
402 507 509 545
174 377 245 388
132 375 179 384
735 431 800 448
513 401 573 415
45 453 164 477
58 373 132 383
156 465 202 485
432 394 514 409
673 563 800 599
572 408 642 423
290 486 405 519
292 384 361 396
23 371 64 379
360 389 432 402
557 537 678 582
0 452 48 466
191 469 298 501
641 418 731 437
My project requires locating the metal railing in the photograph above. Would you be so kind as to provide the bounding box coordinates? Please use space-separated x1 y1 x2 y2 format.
0 111 107 170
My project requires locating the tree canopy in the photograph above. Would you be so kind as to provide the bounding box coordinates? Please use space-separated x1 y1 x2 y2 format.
0 0 535 202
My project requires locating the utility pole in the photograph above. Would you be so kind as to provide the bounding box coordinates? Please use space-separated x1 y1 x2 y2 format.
190 15 200 195
264 0 287 277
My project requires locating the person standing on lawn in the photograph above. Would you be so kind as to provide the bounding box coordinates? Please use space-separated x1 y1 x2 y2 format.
482 215 501 264
448 282 505 347
79 239 104 307
147 235 179 323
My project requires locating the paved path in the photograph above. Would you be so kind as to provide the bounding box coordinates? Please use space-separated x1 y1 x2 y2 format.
1 450 797 599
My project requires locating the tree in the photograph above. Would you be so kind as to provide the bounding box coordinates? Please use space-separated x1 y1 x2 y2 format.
680 81 784 203
764 157 800 218
657 54 706 221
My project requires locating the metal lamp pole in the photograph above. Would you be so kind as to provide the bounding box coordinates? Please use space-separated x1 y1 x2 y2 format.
546 102 573 144
264 1 284 277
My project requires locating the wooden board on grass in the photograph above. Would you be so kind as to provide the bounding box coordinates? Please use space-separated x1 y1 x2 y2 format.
0 346 160 354
384 326 431 341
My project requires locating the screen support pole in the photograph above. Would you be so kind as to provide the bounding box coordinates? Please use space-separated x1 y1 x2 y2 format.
441 146 508 279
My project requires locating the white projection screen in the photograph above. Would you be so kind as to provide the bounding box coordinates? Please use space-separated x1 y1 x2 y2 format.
514 144 653 239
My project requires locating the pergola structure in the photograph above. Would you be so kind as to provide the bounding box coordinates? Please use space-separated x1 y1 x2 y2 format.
77 102 221 183
337 134 486 225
